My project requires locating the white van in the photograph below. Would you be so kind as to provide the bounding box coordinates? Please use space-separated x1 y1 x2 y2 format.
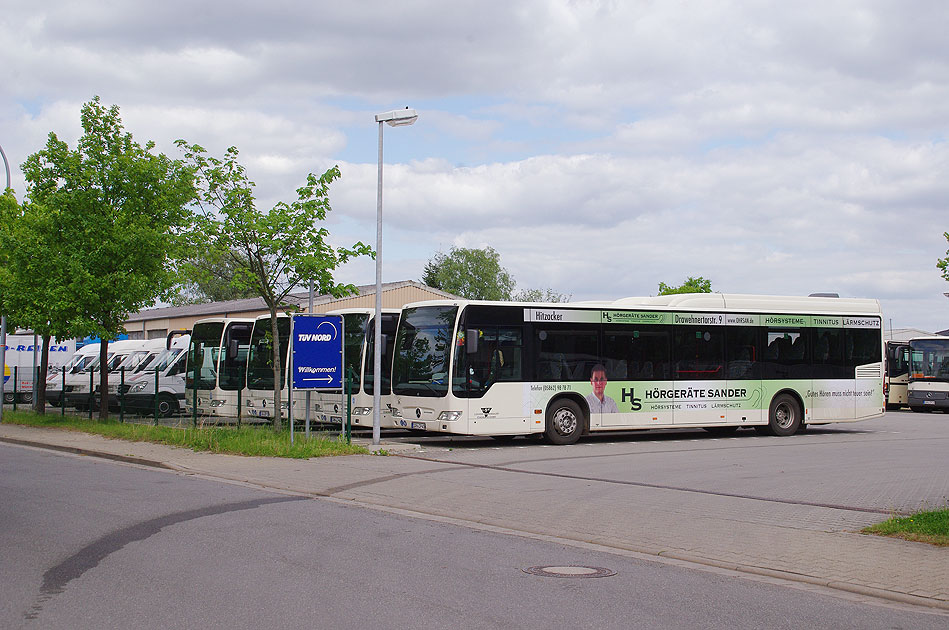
119 335 190 417
47 343 102 407
63 340 149 409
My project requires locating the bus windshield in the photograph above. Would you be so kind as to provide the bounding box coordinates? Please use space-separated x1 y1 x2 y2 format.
910 338 949 382
188 321 224 390
343 313 369 391
246 317 290 391
393 306 457 397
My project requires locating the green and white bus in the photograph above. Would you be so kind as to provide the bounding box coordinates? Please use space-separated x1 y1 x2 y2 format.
390 293 884 444
311 308 401 428
907 336 949 412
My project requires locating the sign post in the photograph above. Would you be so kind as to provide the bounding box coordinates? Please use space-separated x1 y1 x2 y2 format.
290 314 344 444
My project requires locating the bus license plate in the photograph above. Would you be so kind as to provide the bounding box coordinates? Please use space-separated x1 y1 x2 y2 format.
924 400 935 405
411 422 425 430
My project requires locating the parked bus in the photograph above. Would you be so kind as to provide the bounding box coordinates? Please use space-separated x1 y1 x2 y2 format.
907 336 949 412
311 308 400 429
185 318 254 418
884 340 910 410
244 314 297 421
390 294 884 444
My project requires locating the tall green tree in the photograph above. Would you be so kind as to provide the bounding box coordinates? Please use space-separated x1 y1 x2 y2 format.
177 142 372 430
171 248 260 305
19 97 195 418
422 246 515 300
657 276 713 295
0 193 80 412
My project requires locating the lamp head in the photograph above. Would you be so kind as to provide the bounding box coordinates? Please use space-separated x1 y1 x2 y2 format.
375 108 418 127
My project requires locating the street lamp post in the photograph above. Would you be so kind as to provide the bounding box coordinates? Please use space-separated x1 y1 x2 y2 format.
0 142 10 422
373 108 418 445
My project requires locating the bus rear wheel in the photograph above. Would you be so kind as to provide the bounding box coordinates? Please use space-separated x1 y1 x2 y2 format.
545 399 584 445
758 393 802 436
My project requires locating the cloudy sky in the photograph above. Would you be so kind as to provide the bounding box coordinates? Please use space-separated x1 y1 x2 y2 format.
3 1 948 332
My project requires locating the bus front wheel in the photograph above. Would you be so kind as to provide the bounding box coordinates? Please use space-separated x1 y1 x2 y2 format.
545 399 584 445
156 393 179 418
758 394 802 436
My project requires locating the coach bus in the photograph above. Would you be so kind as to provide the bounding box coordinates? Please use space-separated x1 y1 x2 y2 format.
907 336 949 412
390 293 884 444
244 313 294 421
185 317 254 418
884 340 910 410
311 308 401 429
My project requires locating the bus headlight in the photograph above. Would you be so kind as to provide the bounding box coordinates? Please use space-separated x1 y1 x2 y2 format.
210 399 227 407
438 411 462 422
352 407 372 415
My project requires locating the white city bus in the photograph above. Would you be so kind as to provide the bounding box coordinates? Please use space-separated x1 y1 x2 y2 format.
390 294 885 444
244 313 300 421
185 317 254 418
884 340 910 410
907 336 949 412
310 308 401 429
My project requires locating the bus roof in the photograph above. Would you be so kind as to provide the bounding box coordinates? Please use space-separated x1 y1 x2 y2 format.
396 293 882 316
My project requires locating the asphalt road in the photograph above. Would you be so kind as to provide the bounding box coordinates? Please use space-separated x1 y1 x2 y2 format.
370 409 949 516
2 418 947 629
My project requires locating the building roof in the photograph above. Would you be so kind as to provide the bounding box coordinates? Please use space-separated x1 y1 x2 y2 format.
126 280 455 322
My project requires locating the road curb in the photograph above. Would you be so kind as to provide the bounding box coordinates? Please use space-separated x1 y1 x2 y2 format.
0 436 173 470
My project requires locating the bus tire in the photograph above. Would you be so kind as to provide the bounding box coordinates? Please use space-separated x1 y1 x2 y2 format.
545 399 584 445
20 392 33 404
156 394 179 418
763 393 802 436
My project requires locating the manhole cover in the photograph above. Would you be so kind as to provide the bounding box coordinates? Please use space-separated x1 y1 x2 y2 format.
522 565 616 578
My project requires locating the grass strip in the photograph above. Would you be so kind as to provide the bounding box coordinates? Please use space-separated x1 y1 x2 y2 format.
1 410 368 458
863 508 949 546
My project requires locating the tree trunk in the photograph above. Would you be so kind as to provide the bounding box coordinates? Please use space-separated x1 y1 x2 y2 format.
33 333 51 414
270 307 283 432
99 339 110 420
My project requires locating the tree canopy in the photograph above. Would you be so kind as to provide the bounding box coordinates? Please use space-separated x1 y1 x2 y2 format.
13 97 195 416
170 248 260 305
657 276 713 295
422 246 572 302
177 141 372 429
423 246 516 301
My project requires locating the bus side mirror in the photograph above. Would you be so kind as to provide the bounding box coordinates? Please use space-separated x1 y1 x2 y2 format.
379 336 387 357
467 329 479 354
227 339 239 360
